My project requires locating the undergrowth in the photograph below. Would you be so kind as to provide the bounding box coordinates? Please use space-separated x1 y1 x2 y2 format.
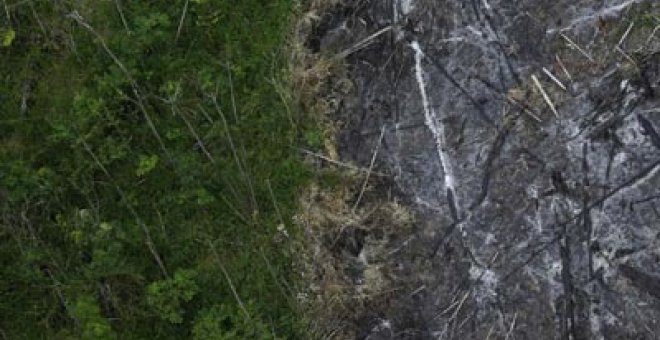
0 0 322 338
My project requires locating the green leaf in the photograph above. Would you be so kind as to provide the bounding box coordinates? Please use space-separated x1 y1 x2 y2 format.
2 28 15 47
136 155 159 177
147 269 200 324
72 295 116 340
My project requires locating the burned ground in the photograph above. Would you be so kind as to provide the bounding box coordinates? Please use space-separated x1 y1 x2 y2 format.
302 0 660 339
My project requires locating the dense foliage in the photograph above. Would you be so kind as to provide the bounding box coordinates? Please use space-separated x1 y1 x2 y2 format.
0 0 309 338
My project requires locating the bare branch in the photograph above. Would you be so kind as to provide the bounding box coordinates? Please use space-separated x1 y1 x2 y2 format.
208 240 251 320
336 26 392 59
532 74 559 118
211 95 258 216
299 148 389 177
353 125 386 213
78 133 169 277
542 67 567 91
266 179 284 225
172 105 215 163
3 0 10 22
504 312 518 340
555 54 573 81
68 11 172 163
114 0 131 34
616 21 635 48
560 33 594 62
175 0 189 43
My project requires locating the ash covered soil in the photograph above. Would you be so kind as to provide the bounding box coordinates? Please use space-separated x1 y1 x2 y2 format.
307 0 660 339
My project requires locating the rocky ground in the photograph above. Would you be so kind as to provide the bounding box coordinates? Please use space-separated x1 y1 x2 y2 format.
304 0 660 339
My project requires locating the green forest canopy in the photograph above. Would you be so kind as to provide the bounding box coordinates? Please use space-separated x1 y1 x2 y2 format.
1 0 312 338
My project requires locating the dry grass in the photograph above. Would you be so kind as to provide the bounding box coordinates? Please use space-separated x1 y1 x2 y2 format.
287 0 354 161
294 173 414 339
287 1 416 338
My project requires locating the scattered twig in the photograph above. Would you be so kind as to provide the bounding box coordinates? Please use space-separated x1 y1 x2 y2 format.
437 291 468 318
448 291 471 334
616 47 639 69
455 310 475 333
353 125 386 213
299 148 389 177
408 285 426 297
555 54 573 81
542 67 567 91
504 312 518 340
336 26 392 59
531 74 559 118
484 324 495 340
560 33 594 62
475 75 541 123
616 22 635 49
645 24 660 46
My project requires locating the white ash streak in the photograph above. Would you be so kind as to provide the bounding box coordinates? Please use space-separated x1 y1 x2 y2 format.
547 0 645 34
410 41 459 208
393 0 414 23
399 0 414 16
